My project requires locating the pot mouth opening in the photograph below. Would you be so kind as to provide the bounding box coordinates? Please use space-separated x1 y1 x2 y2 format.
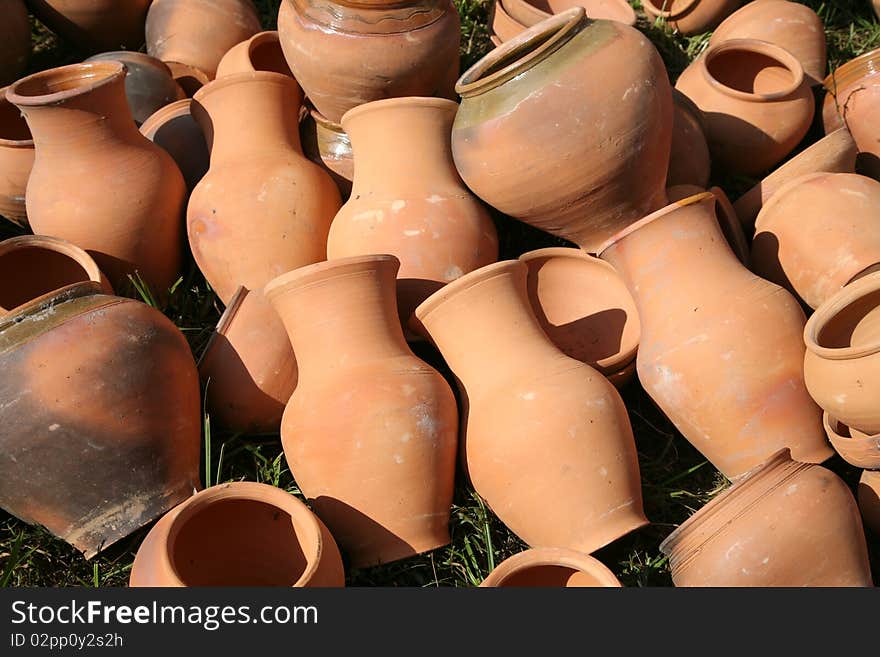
415 260 522 322
804 272 880 359
248 32 294 77
484 549 621 587
7 62 126 107
823 46 880 92
264 254 400 301
0 90 33 146
340 96 458 130
642 0 699 20
139 98 193 136
703 39 804 101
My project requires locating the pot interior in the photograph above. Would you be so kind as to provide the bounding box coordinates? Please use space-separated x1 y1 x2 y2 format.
495 564 605 587
817 288 880 349
250 39 293 77
0 97 31 142
13 63 119 98
0 246 91 313
480 28 559 80
707 48 797 96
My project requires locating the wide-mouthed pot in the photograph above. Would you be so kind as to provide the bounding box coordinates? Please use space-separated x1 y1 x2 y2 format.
0 87 34 228
216 31 293 78
480 548 622 587
642 0 741 36
0 0 29 86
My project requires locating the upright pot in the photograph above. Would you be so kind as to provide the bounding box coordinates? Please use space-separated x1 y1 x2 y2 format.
216 31 293 78
642 0 740 36
26 0 150 52
480 548 622 587
299 107 354 200
452 9 673 252
414 260 647 554
823 48 880 173
598 192 831 480
0 87 34 228
1 0 29 86
265 255 459 568
6 62 187 296
140 99 210 192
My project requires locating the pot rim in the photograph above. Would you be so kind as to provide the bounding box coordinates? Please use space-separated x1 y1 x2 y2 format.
804 271 880 360
193 70 299 103
823 46 880 93
139 98 193 137
699 38 806 102
414 260 522 323
246 30 282 64
480 547 622 587
0 86 34 148
85 50 173 76
340 96 459 131
642 0 700 20
6 61 127 108
165 61 212 87
264 254 400 302
823 412 880 470
754 171 842 231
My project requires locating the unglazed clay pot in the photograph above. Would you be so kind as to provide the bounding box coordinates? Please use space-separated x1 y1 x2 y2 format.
733 127 858 230
823 414 880 470
453 9 673 252
7 62 186 296
668 90 710 188
188 72 341 305
661 450 872 587
328 97 498 324
675 39 815 177
859 470 880 536
216 31 293 79
0 88 34 228
146 0 262 80
85 51 186 125
480 548 622 587
265 255 458 567
518 247 639 385
140 99 210 192
26 0 149 52
1 0 29 86
130 482 344 587
666 184 749 266
300 107 354 200
752 173 880 310
823 49 880 173
415 260 647 554
501 0 636 27
642 0 740 36
165 61 212 97
277 0 461 123
598 192 831 480
491 0 526 43
199 287 297 434
0 279 200 557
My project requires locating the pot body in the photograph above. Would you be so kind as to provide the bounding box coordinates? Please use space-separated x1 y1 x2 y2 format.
491 0 526 42
26 0 149 52
300 108 353 200
216 31 293 78
480 548 621 587
0 89 34 227
642 0 740 36
140 99 210 192
823 49 880 172
0 0 29 86
668 89 711 188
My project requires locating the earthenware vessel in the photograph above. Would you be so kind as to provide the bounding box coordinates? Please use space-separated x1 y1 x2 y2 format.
668 90 710 188
146 0 262 80
415 260 647 554
661 450 873 587
675 39 814 176
165 61 212 97
216 31 293 79
300 107 353 199
0 88 34 228
642 0 740 36
501 0 636 27
26 0 150 52
859 469 880 536
822 414 880 470
1 0 29 86
130 482 344 587
7 62 186 296
666 184 749 265
453 9 673 252
140 99 210 192
598 192 831 479
491 0 526 42
266 255 458 568
480 548 622 587
277 0 460 123
188 72 341 305
328 97 498 324
0 278 201 557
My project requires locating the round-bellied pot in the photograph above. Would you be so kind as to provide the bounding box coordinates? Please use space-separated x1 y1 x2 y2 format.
265 255 459 568
140 99 210 192
1 0 29 86
216 31 293 79
823 413 880 470
130 482 344 587
277 0 461 124
6 62 186 297
501 0 636 27
452 8 673 252
668 90 710 188
491 0 526 42
666 183 749 265
0 87 34 228
414 260 647 554
660 450 873 587
165 61 212 97
480 548 622 587
859 469 880 537
598 192 831 480
675 39 815 177
642 0 740 36
26 0 150 52
300 107 354 200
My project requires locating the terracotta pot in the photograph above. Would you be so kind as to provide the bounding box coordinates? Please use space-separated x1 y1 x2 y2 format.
140 99 210 192
858 469 880 537
480 548 622 587
0 279 201 557
453 9 673 252
199 286 297 434
1 0 29 86
752 173 880 310
7 62 186 296
85 51 186 126
265 255 459 568
188 72 341 305
598 192 830 479
146 0 262 80
277 0 460 123
491 0 526 43
803 272 880 435
666 184 749 265
26 0 149 52
328 97 498 324
661 449 872 586
642 0 740 35
216 31 293 79
501 0 636 26
299 107 354 200
675 39 815 177
165 61 212 97
518 247 639 385
130 482 344 587
733 127 858 231
823 414 880 470
415 260 647 554
668 89 710 188
0 87 34 228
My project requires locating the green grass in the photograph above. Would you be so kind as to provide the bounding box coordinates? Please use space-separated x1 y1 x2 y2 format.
1 0 879 588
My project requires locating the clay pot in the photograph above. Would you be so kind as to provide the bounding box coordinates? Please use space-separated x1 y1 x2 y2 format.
0 0 29 86
501 0 636 27
130 482 344 587
85 52 186 126
668 89 711 188
199 286 297 434
415 260 647 554
859 469 880 537
140 99 210 192
823 414 880 470
188 72 341 305
26 0 149 52
675 39 815 177
491 0 526 43
0 87 34 228
733 127 858 231
598 192 830 479
165 61 212 97
265 255 459 568
277 0 461 123
518 247 639 385
216 31 293 79
7 62 186 296
803 272 880 435
453 9 673 252
299 107 354 200
661 449 872 586
0 279 201 557
146 0 262 80
480 548 622 587
752 173 880 310
642 0 740 36
666 184 749 265
327 97 498 324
